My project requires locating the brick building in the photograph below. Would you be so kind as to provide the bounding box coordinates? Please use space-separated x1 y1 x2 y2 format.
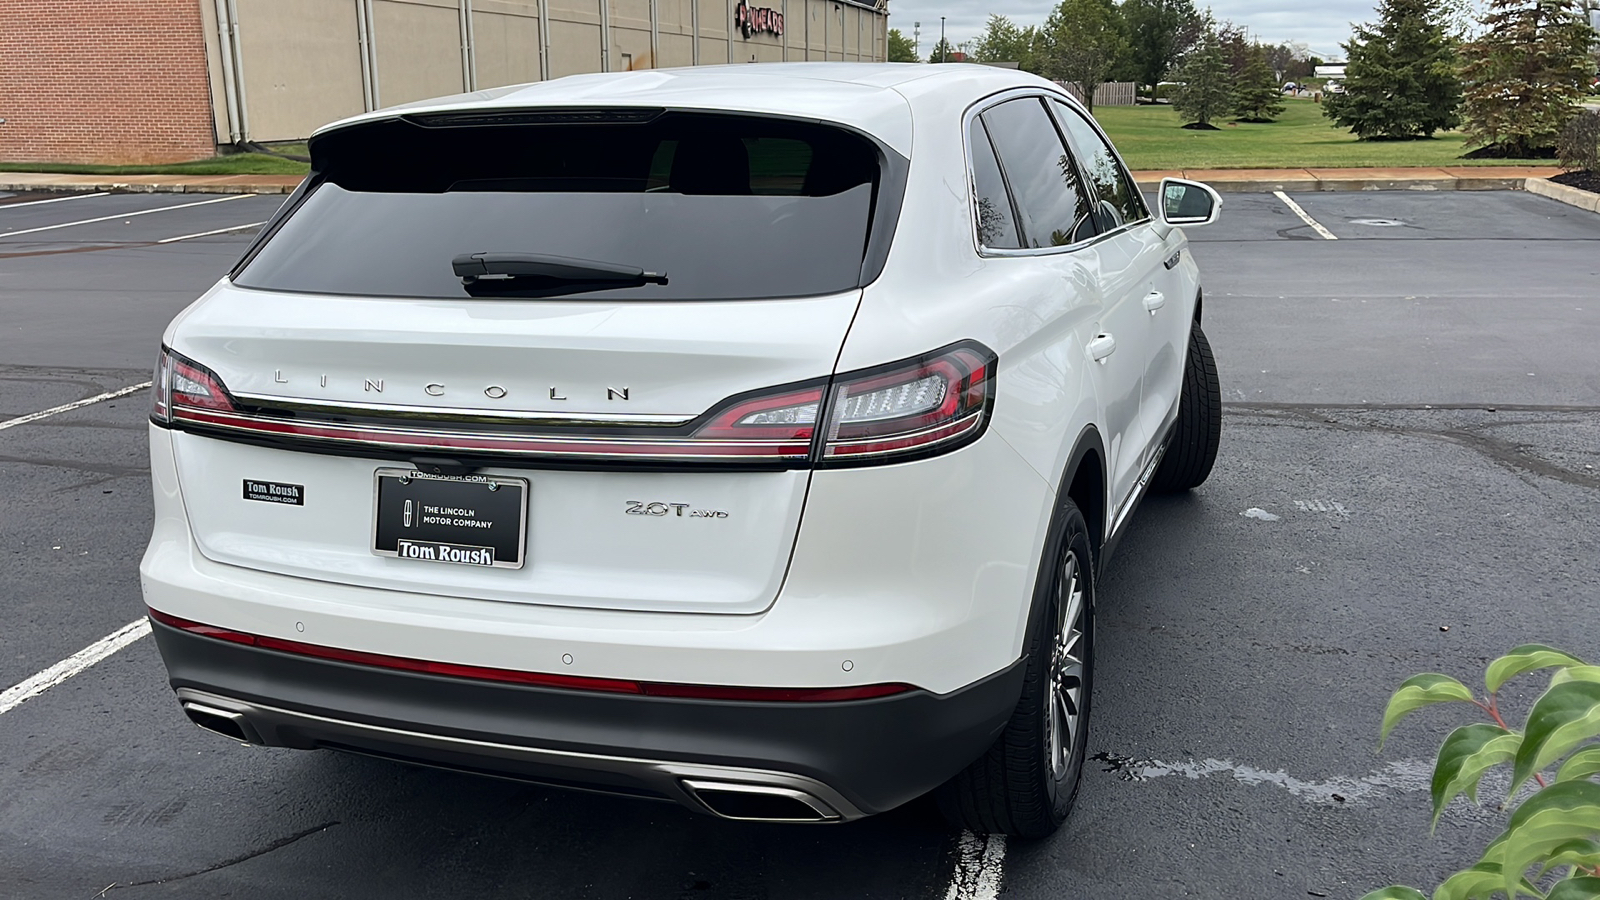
0 0 889 166
0 0 216 164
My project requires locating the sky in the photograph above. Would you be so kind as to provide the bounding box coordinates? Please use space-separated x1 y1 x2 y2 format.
887 1 1401 61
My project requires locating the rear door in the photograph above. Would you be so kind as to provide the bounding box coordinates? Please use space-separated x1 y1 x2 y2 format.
977 96 1148 516
163 111 900 615
1051 100 1186 464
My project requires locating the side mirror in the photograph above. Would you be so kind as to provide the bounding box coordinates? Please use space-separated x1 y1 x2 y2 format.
1158 178 1223 227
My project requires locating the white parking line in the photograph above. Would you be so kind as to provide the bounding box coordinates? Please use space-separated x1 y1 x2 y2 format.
1273 191 1338 240
0 195 246 239
0 381 152 432
156 221 267 244
944 831 1005 900
0 192 110 210
0 619 152 717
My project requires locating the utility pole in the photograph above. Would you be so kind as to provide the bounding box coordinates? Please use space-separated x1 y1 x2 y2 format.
939 16 945 62
913 21 920 60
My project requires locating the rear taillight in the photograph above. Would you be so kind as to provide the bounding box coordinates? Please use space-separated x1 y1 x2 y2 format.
683 342 995 466
152 347 238 426
820 343 994 465
153 341 995 468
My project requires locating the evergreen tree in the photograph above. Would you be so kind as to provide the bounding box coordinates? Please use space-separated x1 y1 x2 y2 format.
1171 25 1233 127
888 28 919 62
1038 0 1128 112
929 37 957 63
1232 46 1287 121
1324 0 1463 140
1460 0 1598 155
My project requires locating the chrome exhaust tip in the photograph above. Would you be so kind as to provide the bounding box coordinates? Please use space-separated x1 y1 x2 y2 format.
681 779 841 823
182 701 260 744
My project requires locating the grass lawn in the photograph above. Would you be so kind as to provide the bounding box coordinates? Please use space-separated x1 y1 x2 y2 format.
1094 98 1550 171
0 151 308 177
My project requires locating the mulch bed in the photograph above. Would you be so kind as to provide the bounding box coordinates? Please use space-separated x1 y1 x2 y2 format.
1551 170 1600 194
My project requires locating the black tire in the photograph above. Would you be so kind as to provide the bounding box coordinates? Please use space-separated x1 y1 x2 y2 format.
937 502 1095 838
1150 323 1222 493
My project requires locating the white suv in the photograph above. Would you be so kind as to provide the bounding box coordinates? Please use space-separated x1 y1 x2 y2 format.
142 63 1222 837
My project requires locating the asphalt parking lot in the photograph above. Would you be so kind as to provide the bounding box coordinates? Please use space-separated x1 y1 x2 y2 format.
1 187 1597 898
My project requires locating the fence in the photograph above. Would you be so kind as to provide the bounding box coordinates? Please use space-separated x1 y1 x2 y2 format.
1058 81 1137 108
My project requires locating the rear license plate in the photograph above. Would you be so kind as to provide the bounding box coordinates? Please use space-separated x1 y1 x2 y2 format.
372 468 528 569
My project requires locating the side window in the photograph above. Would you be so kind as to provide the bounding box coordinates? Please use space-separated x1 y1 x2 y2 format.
1051 100 1149 230
980 97 1095 249
969 119 1022 249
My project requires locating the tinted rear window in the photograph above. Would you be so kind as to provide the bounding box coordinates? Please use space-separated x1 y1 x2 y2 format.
235 113 883 301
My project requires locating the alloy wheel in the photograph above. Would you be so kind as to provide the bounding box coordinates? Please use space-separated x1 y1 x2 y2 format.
1045 550 1088 781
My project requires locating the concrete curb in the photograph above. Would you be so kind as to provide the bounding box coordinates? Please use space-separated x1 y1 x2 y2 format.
0 174 300 195
1525 177 1600 214
1130 166 1563 194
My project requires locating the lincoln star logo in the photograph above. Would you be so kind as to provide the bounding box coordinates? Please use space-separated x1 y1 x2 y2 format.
271 371 630 401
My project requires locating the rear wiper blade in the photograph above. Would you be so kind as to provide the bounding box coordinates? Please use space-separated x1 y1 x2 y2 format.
452 252 667 286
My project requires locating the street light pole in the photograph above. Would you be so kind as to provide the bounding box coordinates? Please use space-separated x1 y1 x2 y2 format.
913 21 920 60
939 16 945 62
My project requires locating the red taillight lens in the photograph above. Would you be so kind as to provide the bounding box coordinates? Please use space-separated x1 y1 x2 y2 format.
152 347 238 425
819 343 995 465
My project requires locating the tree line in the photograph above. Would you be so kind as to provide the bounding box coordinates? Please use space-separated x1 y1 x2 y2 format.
887 0 1600 158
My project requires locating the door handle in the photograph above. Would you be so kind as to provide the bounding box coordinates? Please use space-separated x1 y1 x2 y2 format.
1087 333 1116 362
1143 291 1166 314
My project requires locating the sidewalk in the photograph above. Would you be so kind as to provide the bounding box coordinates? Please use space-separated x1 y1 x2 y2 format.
0 166 1568 196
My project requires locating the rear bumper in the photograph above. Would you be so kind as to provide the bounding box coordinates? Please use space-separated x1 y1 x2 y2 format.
151 618 1024 820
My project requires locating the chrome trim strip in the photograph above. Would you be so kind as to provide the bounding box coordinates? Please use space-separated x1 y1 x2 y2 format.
232 391 695 427
175 689 865 822
173 406 810 460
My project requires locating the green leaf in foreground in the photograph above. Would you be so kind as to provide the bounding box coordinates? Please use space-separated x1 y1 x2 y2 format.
1557 747 1600 784
1382 674 1478 749
1359 887 1428 900
1547 877 1600 900
1539 838 1600 878
1432 724 1522 829
1553 667 1600 688
1511 680 1600 796
1433 862 1540 900
1484 780 1600 897
1487 645 1587 694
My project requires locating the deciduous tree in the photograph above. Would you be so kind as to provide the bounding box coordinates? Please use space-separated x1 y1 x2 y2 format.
888 28 919 62
1122 0 1202 100
1038 0 1128 111
1460 0 1598 155
1324 0 1463 140
970 14 1041 71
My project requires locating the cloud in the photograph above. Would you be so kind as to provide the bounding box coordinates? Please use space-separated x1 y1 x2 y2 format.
888 0 1389 60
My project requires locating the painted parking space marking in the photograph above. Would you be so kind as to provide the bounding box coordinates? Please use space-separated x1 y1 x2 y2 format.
0 195 246 239
0 619 151 717
0 381 152 432
0 192 110 210
1273 191 1339 240
945 831 1006 900
157 221 267 244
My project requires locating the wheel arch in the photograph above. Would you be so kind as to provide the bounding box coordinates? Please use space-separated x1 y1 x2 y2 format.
1020 425 1107 657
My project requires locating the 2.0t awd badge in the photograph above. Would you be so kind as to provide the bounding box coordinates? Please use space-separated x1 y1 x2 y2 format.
624 501 729 519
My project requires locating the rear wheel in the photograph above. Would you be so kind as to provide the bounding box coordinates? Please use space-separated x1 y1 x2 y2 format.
938 503 1095 838
1150 323 1222 493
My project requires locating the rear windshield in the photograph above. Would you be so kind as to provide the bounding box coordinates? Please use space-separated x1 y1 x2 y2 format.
234 112 884 301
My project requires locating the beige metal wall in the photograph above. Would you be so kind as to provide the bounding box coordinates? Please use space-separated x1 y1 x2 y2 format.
200 0 887 143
